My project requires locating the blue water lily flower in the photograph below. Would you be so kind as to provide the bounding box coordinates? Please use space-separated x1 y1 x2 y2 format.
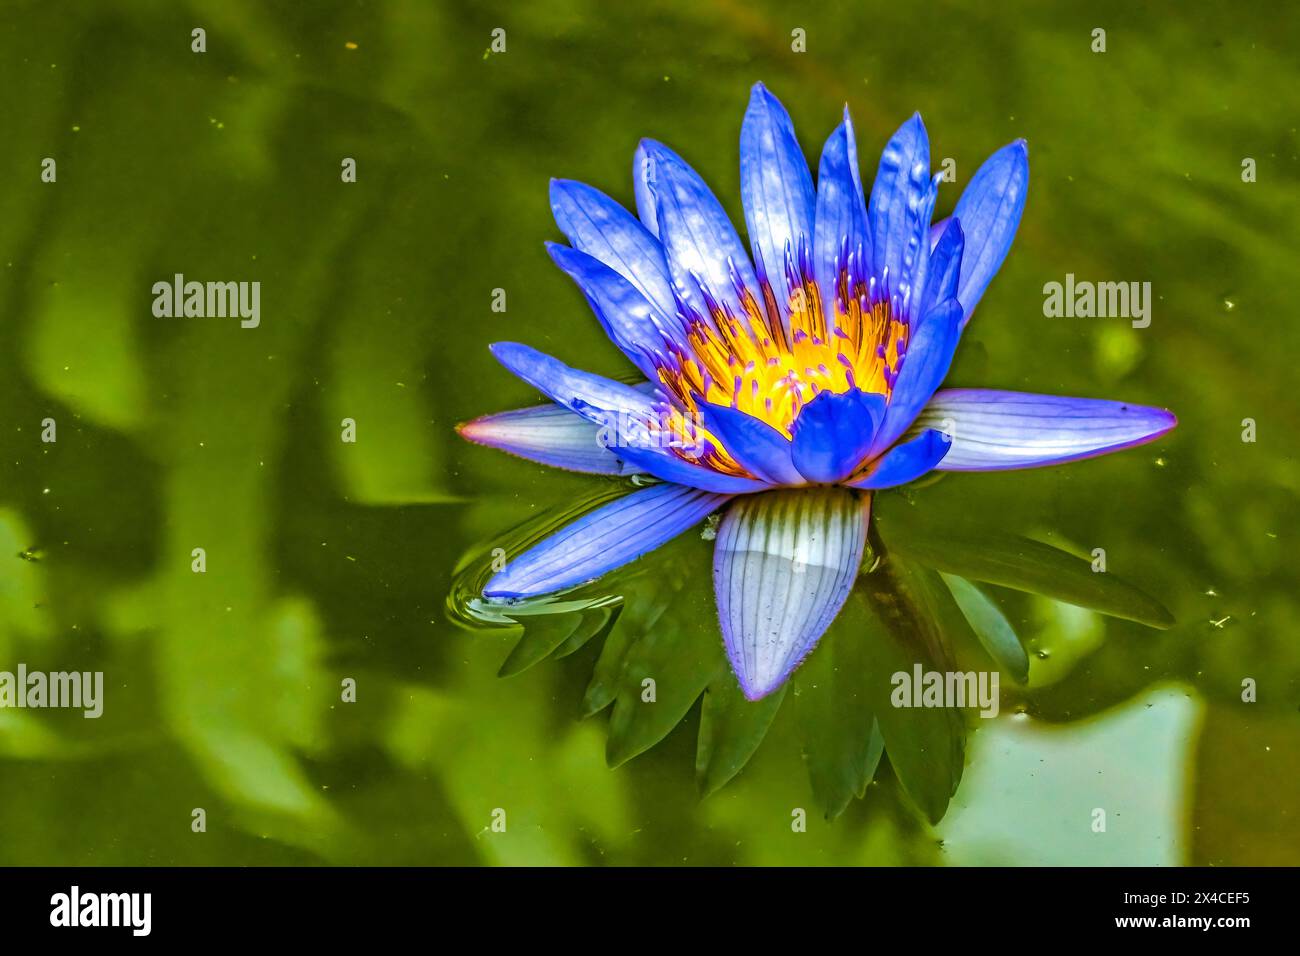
459 83 1176 701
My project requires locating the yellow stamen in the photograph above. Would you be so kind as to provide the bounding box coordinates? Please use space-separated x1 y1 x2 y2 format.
657 272 907 444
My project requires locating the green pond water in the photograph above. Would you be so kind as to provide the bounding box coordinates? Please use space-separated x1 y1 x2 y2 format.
0 0 1296 865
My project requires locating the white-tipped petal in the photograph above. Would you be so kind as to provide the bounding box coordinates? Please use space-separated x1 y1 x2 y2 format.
713 488 869 700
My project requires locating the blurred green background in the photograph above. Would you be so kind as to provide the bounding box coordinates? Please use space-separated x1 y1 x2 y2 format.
0 0 1296 865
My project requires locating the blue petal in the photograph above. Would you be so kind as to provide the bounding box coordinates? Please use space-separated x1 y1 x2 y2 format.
867 113 935 315
740 82 816 337
928 216 949 251
698 402 803 485
713 487 869 700
848 428 950 489
547 243 680 377
640 139 762 329
489 341 657 424
868 298 963 457
814 107 870 331
790 389 887 484
549 178 679 319
633 141 659 237
913 389 1177 470
902 179 940 321
485 483 730 598
489 342 770 494
951 140 1028 324
458 403 648 476
614 441 771 494
920 218 965 317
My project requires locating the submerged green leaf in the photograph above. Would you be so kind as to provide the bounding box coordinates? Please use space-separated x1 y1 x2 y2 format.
552 605 621 660
497 605 621 677
856 551 967 824
875 503 1175 629
605 604 726 767
941 573 1030 683
580 561 682 716
581 614 642 717
497 614 579 677
795 596 885 819
696 676 785 797
603 533 726 767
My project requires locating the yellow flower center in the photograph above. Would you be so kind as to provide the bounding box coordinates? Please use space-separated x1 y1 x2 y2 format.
652 268 908 475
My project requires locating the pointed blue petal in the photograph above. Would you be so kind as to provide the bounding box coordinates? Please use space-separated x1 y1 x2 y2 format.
868 298 963 457
740 82 815 337
489 342 657 424
951 140 1028 324
913 389 1177 471
903 176 941 321
490 342 760 491
698 402 803 485
549 179 679 319
458 403 648 476
633 141 659 237
929 216 949 251
714 488 869 700
848 429 950 489
920 218 965 317
867 113 934 313
790 389 887 484
640 139 761 328
814 107 870 331
485 483 730 598
547 243 680 377
614 441 771 494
